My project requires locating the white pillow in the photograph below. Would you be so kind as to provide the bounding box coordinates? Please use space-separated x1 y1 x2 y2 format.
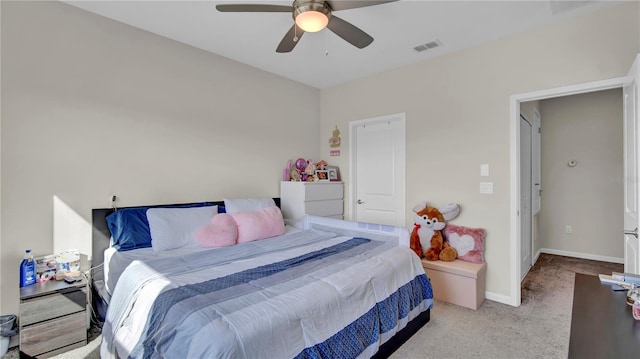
147 206 218 251
223 198 276 214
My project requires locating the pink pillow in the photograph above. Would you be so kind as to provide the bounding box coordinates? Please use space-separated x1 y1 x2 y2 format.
443 224 486 263
195 213 238 248
232 207 285 244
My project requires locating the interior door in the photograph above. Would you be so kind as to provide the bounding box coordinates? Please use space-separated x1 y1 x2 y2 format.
520 115 533 280
624 55 640 274
353 114 406 226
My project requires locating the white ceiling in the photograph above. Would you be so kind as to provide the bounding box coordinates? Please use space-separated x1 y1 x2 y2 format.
64 0 621 89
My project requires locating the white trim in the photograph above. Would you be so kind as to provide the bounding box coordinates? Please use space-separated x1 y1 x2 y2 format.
485 291 512 305
349 113 406 226
540 248 624 264
509 77 626 307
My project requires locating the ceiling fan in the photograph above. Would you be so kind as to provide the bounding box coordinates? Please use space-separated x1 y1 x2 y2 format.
216 0 398 53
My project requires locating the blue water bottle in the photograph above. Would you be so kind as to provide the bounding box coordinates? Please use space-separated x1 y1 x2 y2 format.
20 250 36 287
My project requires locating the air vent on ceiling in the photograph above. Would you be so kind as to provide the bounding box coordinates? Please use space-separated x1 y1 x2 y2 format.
414 40 442 53
549 0 593 15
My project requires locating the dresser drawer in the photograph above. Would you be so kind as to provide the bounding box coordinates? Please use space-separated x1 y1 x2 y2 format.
20 288 86 326
303 183 343 201
304 199 343 216
280 181 344 220
20 311 87 357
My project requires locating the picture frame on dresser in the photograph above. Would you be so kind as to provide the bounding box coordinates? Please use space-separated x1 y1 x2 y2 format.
326 166 340 181
315 170 329 181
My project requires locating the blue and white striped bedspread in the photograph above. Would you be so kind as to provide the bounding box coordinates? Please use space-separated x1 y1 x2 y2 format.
100 228 433 359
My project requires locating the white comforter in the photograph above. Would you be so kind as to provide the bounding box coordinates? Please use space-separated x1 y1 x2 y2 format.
100 227 432 359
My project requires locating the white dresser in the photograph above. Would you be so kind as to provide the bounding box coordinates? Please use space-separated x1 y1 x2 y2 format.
280 181 344 220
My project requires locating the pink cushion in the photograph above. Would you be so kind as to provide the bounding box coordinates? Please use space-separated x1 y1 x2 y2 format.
194 213 238 248
232 207 285 244
443 224 486 263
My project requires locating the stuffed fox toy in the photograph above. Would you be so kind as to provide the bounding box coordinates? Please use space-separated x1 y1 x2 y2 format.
409 202 460 261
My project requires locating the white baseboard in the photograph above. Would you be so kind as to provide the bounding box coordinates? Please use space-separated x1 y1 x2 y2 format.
485 291 516 306
539 248 623 264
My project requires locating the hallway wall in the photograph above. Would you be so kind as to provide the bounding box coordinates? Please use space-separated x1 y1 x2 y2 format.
538 88 623 260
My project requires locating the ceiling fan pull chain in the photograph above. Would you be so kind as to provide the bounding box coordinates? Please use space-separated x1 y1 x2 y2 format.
325 30 329 56
293 25 298 42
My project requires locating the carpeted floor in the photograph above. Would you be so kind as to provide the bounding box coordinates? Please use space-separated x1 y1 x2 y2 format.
2 253 624 359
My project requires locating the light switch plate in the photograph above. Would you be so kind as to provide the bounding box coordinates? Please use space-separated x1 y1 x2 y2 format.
480 182 494 194
480 164 490 177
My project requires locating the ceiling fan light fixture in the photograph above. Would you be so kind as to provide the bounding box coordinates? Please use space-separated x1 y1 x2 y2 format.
295 11 329 32
293 0 331 33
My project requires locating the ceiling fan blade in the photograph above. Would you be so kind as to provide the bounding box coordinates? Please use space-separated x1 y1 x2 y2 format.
276 25 305 53
326 0 398 11
215 4 293 12
326 15 373 49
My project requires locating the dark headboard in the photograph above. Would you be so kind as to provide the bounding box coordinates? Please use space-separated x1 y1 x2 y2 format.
90 198 280 283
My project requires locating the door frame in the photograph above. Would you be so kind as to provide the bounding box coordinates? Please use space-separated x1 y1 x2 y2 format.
349 113 406 226
509 76 626 307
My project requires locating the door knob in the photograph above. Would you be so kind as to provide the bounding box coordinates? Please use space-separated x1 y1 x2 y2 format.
357 199 365 205
624 228 638 238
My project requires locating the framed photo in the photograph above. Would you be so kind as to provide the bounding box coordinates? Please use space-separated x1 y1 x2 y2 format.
315 170 329 182
326 166 341 182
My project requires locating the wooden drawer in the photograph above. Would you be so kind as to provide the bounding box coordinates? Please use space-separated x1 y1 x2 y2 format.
20 311 87 356
20 288 86 326
37 341 87 359
304 199 343 216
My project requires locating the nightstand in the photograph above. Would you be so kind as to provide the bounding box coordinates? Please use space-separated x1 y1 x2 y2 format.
19 279 88 358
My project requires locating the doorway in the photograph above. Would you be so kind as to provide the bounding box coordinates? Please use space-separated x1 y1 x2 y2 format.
520 90 624 280
510 76 630 307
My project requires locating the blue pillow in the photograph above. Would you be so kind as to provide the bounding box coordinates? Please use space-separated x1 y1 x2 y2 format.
106 202 215 251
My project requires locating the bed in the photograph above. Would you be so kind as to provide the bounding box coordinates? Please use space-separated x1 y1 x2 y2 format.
91 199 433 359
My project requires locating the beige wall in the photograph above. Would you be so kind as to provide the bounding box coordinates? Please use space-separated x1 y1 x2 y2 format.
320 2 639 301
0 1 320 315
538 89 623 260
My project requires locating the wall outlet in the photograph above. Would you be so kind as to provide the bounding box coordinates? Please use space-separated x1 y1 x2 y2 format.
565 225 573 234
